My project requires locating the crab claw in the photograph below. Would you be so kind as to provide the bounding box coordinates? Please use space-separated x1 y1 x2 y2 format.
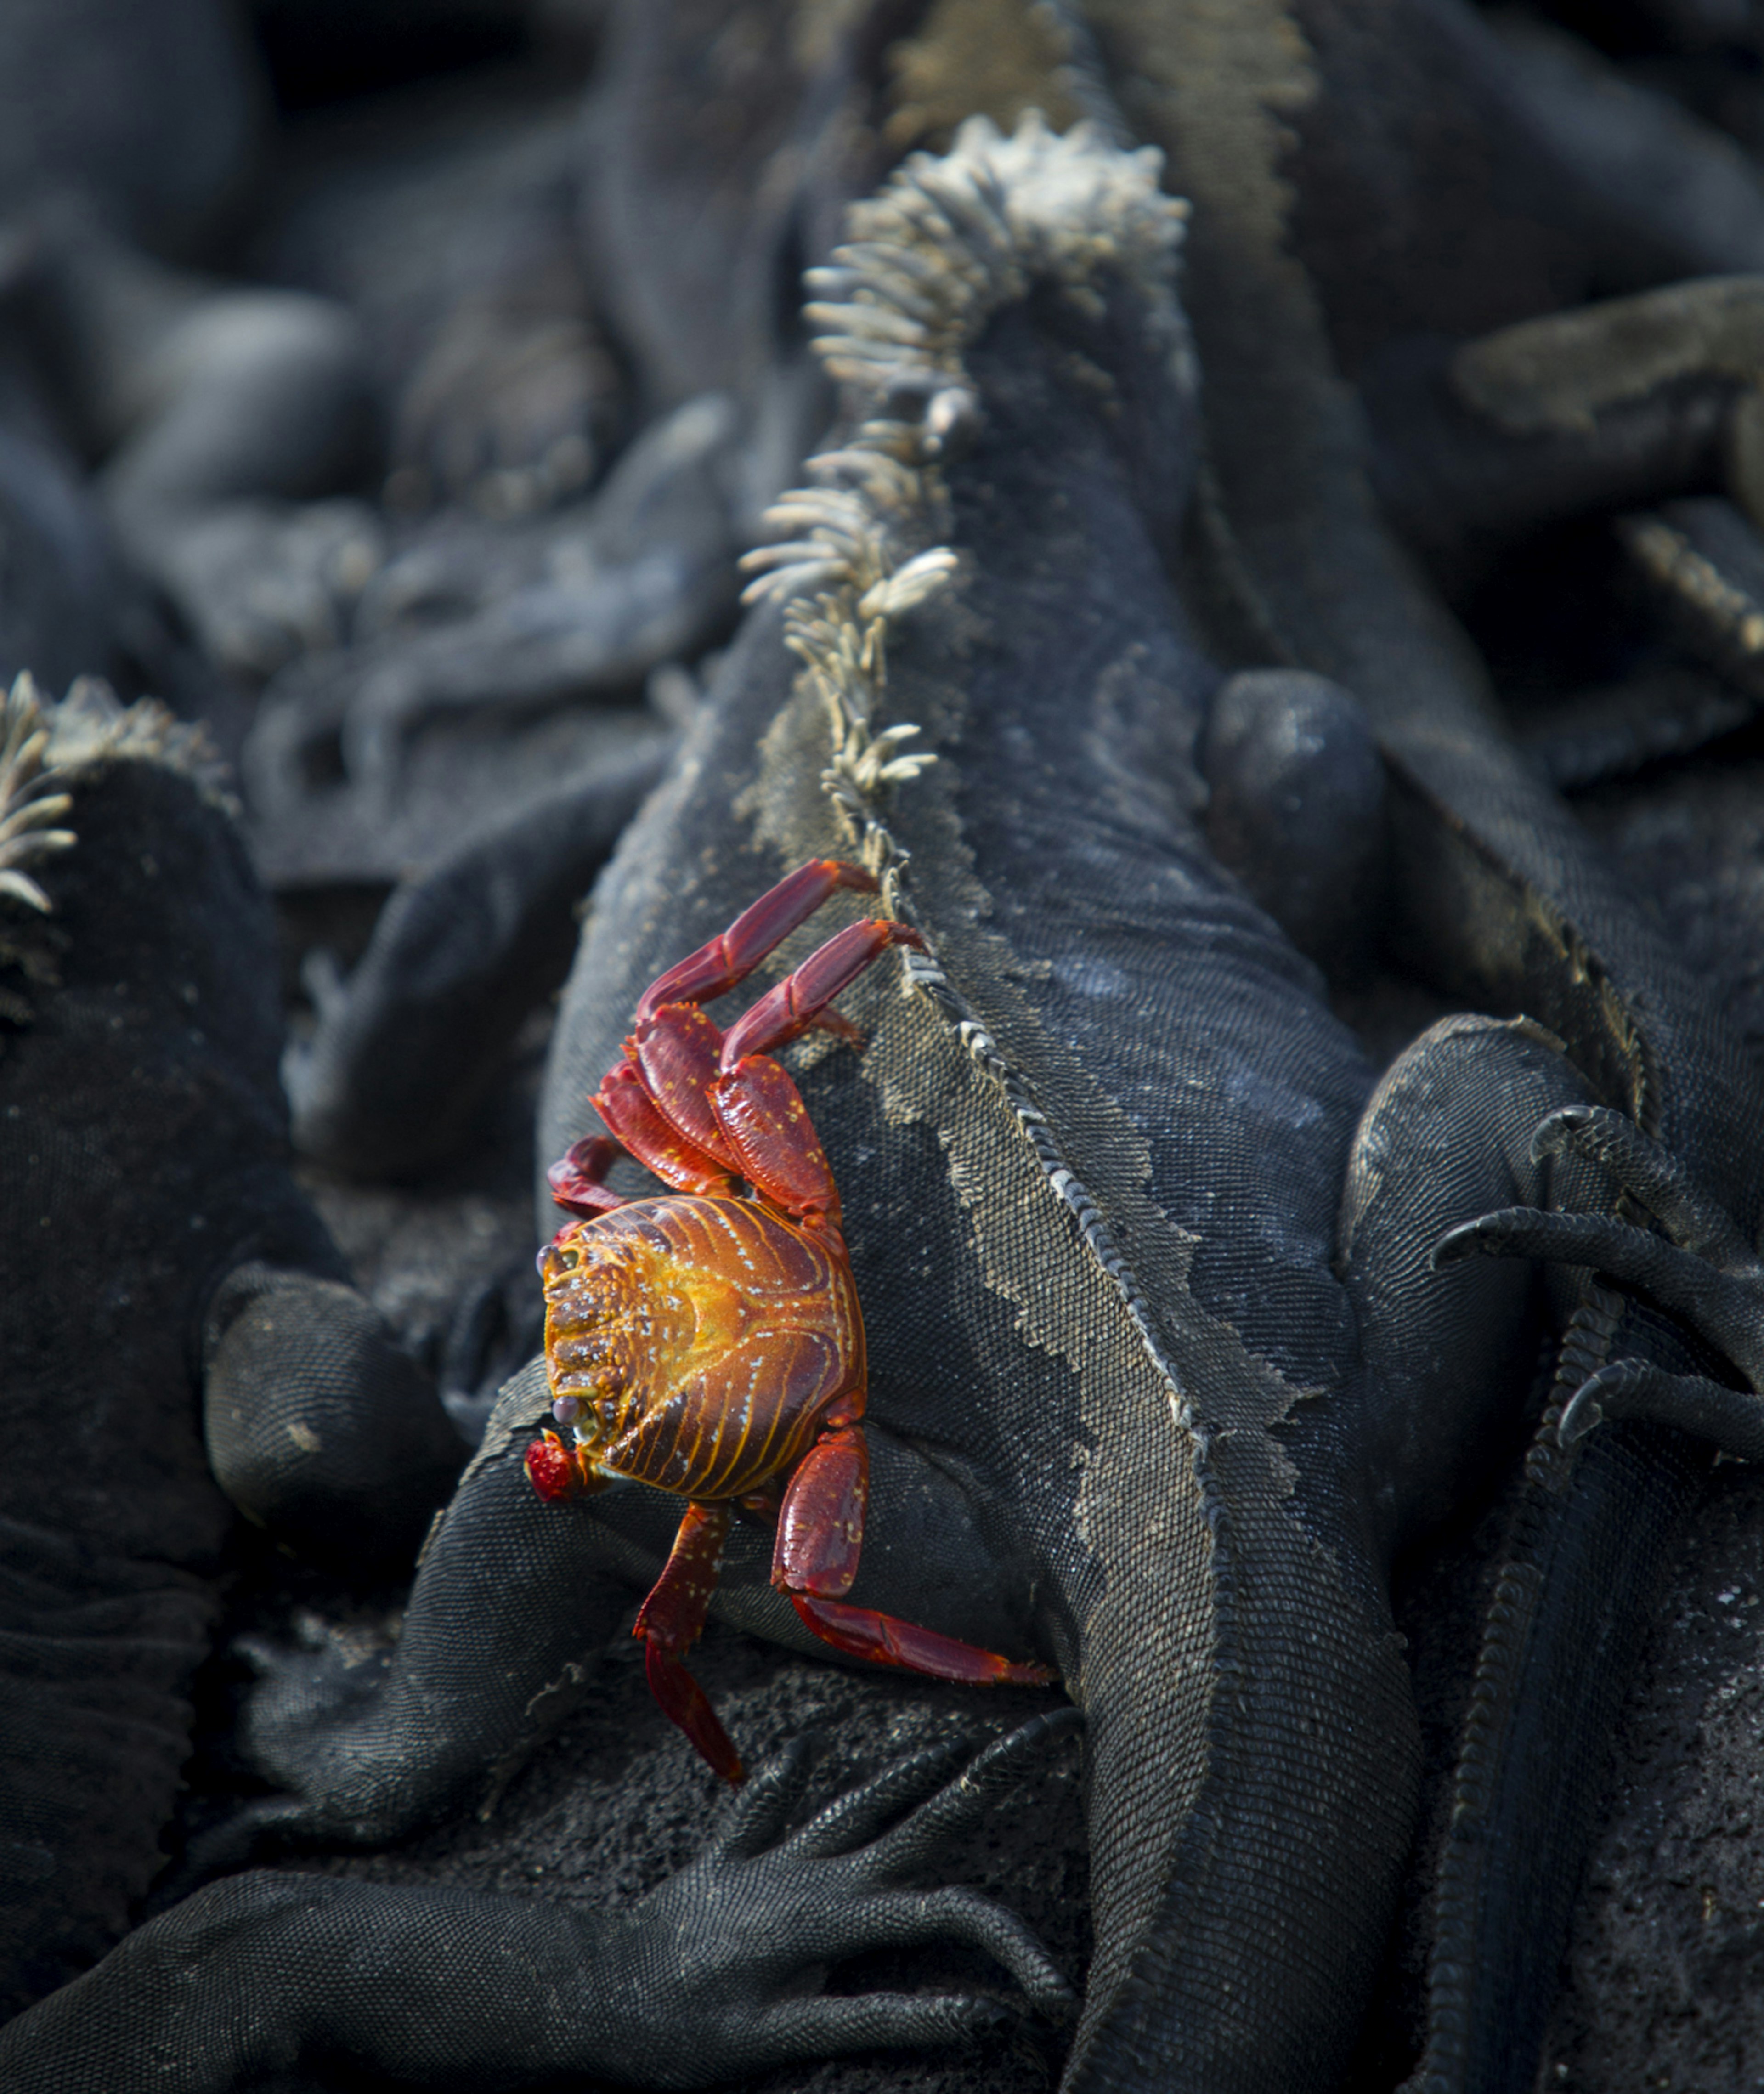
526 1428 583 1503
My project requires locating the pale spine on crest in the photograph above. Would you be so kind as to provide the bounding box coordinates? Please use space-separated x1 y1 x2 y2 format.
0 670 229 1025
0 675 76 917
741 114 1206 1440
741 111 1189 899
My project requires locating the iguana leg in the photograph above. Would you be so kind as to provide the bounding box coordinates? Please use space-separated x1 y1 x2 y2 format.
382 176 624 520
1514 492 1764 789
1614 496 1764 707
1366 277 1764 619
1392 1095 1740 2094
201 1260 465 1569
245 392 742 809
216 1362 1037 1863
1326 1012 1601 1567
0 1716 1079 2094
0 683 460 2014
1386 283 1764 782
1436 1101 1764 1457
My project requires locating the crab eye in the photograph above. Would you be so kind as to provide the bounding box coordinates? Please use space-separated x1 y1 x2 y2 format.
552 1394 582 1428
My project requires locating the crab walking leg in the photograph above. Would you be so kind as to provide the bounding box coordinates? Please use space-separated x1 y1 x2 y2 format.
620 915 926 1194
715 1056 846 1228
709 922 929 1226
633 1500 747 1784
775 1413 869 1597
546 1135 630 1221
584 896 925 1213
634 859 879 1023
628 999 734 1158
775 1422 1055 1688
719 918 927 1066
596 1053 738 1194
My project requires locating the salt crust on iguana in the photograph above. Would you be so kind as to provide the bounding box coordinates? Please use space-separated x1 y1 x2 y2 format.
725 113 1417 2087
740 113 1211 1434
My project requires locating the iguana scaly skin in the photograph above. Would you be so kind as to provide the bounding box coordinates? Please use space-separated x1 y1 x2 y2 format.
128 112 1755 2093
1074 9 1764 2088
0 673 464 2017
20 6 1764 2088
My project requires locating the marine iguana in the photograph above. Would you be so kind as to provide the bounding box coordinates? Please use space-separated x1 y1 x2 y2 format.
281 0 1764 1182
17 8 1764 2089
0 668 1078 2084
0 671 467 2019
73 102 1764 2093
1069 7 1764 2085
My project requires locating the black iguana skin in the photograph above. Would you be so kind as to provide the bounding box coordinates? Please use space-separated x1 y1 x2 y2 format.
283 742 667 1177
78 97 1764 2092
0 696 466 2019
0 1708 1078 2093
0 692 1092 2094
14 6 1764 2089
67 7 1764 2084
1076 8 1764 2088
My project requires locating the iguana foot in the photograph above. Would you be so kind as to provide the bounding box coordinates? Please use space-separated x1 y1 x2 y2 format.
160 1619 407 1889
1434 1103 1764 1454
218 1617 457 1856
244 391 741 807
2 1714 1080 2093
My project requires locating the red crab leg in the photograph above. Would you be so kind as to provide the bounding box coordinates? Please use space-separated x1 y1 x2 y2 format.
626 1003 742 1177
709 919 927 1227
718 918 926 1068
713 1055 842 1228
788 1594 1054 1684
774 1424 1055 1688
634 859 877 1024
594 1059 735 1194
546 1135 628 1221
633 1500 746 1784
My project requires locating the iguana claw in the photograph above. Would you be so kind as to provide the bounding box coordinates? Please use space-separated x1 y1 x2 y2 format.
1558 1356 1764 1459
1436 1104 1764 1458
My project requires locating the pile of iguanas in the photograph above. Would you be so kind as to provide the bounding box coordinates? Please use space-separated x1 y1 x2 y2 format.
10 3 1764 2089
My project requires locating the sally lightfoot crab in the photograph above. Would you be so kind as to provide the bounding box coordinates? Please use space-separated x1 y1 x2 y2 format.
526 859 1053 1781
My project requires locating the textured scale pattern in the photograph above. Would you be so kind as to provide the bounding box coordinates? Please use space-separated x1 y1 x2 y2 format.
23 35 1764 2090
